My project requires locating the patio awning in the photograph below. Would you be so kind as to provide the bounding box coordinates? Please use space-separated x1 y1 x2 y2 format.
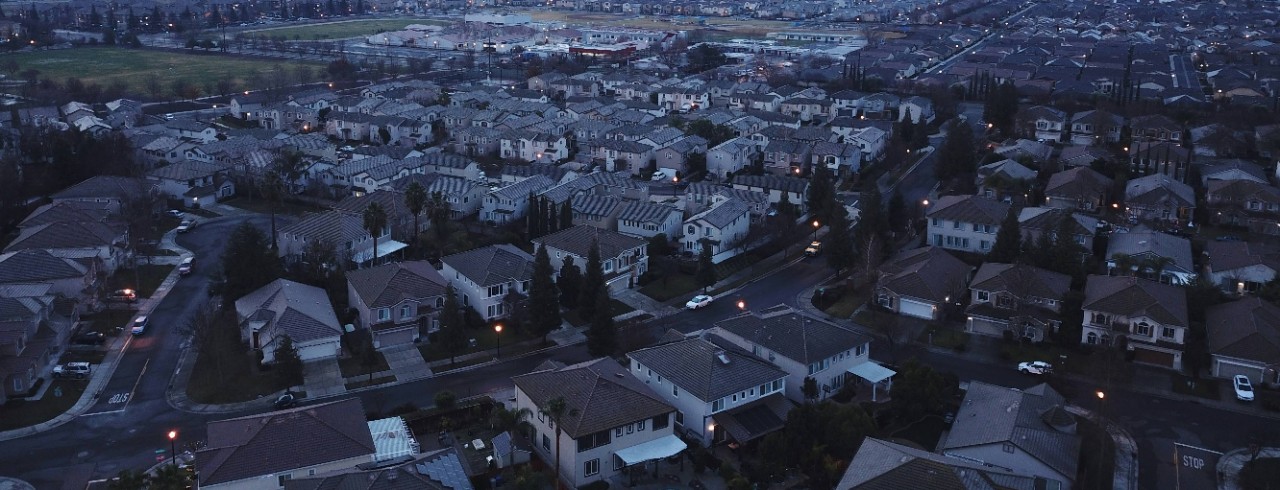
613 435 687 466
711 394 791 443
848 361 896 384
352 240 408 264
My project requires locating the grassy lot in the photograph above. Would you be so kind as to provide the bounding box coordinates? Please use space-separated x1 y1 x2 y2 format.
221 195 328 216
1076 417 1116 490
108 264 176 299
419 322 546 364
562 298 636 327
640 272 700 302
852 308 899 334
821 286 868 319
81 309 138 334
0 47 324 97
919 326 969 351
0 379 88 430
1171 374 1221 400
339 351 390 378
187 313 292 404
245 19 449 40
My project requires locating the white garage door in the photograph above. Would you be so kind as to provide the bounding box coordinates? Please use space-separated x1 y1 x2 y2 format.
1215 358 1263 382
900 298 934 319
375 328 417 349
298 340 341 362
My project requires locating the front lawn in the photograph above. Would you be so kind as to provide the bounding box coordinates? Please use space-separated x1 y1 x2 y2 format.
339 351 390 379
419 323 546 364
639 272 700 302
1170 374 1221 400
81 309 138 334
186 311 292 404
562 299 635 327
918 327 969 351
853 309 900 335
819 285 868 319
0 380 88 430
108 264 176 299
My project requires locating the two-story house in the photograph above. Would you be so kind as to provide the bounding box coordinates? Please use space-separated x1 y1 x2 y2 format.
615 200 683 240
1124 174 1196 226
1129 114 1183 143
1068 109 1123 146
1206 179 1280 235
876 246 973 321
0 294 55 404
926 195 1009 254
839 438 1062 489
965 263 1071 342
730 175 809 214
276 210 400 267
1207 297 1280 385
1044 166 1113 211
682 198 750 262
1203 241 1280 294
512 358 682 488
1081 275 1189 369
535 225 648 292
706 137 758 179
482 175 558 224
627 334 791 447
235 279 344 363
346 261 449 349
1106 230 1196 285
710 305 882 403
440 244 535 320
1018 105 1068 142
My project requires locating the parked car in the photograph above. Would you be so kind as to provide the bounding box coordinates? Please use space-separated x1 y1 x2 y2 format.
651 169 674 182
685 294 713 309
1017 361 1053 375
176 219 196 233
71 331 106 345
165 209 185 218
804 241 821 256
178 257 194 276
1234 375 1255 402
275 392 298 409
130 315 150 336
53 362 92 379
108 289 137 302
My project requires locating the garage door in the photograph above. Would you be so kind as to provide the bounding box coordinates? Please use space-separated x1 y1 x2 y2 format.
1214 359 1263 382
375 327 417 349
298 340 340 362
1132 347 1175 368
900 298 935 320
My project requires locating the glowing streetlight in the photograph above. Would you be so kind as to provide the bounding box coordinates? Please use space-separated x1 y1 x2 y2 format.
736 299 746 310
1095 391 1105 400
494 324 503 358
167 430 178 467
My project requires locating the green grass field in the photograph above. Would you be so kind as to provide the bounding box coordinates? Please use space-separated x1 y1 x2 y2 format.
244 18 449 40
0 47 324 96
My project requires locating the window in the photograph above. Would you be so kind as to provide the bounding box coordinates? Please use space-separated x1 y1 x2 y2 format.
1003 443 1016 454
1135 322 1152 336
400 305 413 319
487 284 504 297
538 411 546 423
1162 327 1176 339
980 240 990 251
279 475 292 486
616 427 623 438
377 308 391 321
731 393 738 402
584 459 600 477
931 218 940 227
1087 332 1098 344
672 385 679 397
712 399 724 412
436 297 445 308
638 420 645 431
953 221 962 229
675 411 684 426
653 414 669 430
977 291 990 302
771 380 781 392
855 344 867 357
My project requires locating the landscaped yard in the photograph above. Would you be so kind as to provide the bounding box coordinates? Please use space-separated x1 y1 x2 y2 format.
339 351 390 378
0 47 324 97
244 19 449 40
918 326 969 351
562 298 636 327
0 379 88 430
419 322 549 365
80 309 137 335
639 272 699 302
1171 374 1221 400
108 264 176 299
186 312 292 404
819 285 868 319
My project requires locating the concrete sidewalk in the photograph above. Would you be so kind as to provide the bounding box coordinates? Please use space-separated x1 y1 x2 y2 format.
1218 447 1280 490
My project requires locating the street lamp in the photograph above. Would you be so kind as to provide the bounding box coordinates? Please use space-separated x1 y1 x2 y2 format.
812 220 820 242
167 430 178 467
494 324 503 359
736 299 746 311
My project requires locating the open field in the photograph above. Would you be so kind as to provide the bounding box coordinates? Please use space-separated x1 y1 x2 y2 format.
520 10 898 43
244 18 450 40
0 47 324 96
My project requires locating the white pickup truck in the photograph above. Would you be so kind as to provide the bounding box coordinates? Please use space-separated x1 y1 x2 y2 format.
53 362 92 379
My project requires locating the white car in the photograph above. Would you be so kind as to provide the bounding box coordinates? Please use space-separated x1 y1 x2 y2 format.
166 209 185 218
804 241 821 256
1017 361 1053 375
176 219 196 233
685 294 713 309
1234 375 1255 401
130 316 150 336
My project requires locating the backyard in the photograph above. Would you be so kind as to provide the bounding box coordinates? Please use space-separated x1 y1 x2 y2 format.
0 379 88 431
0 47 324 98
244 19 450 40
221 195 328 216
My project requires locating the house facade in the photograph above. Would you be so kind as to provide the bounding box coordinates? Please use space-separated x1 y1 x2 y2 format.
876 247 972 321
926 195 1009 254
440 244 535 320
965 263 1070 342
346 261 449 349
1081 275 1189 369
535 225 648 292
1206 297 1280 384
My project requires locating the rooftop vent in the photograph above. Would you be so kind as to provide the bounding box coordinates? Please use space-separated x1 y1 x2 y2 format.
715 350 730 365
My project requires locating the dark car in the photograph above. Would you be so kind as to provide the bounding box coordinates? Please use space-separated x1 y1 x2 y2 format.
71 331 106 345
274 392 297 409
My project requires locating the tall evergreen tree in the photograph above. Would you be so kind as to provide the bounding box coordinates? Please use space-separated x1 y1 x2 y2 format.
886 190 906 234
273 335 304 386
578 240 604 321
559 200 574 229
825 210 855 275
935 120 977 183
437 285 467 364
586 287 616 357
528 244 561 344
695 240 717 291
987 209 1022 263
557 255 581 309
216 222 281 302
526 193 541 239
1047 214 1084 275
544 197 557 234
363 202 387 265
404 181 427 244
807 163 837 222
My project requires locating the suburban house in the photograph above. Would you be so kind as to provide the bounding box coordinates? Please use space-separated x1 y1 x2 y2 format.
706 137 758 178
1068 109 1123 145
965 263 1071 343
1206 297 1280 384
146 161 235 207
0 293 56 405
534 225 648 292
730 174 809 214
975 159 1037 204
276 210 402 267
281 448 472 490
482 175 558 224
1018 105 1068 142
1205 179 1280 235
235 279 344 363
898 96 935 124
346 261 449 349
1130 114 1183 142
512 358 682 488
926 195 1009 254
1105 230 1196 285
627 334 791 447
616 200 683 240
939 381 1079 489
1203 241 1280 294
682 198 751 263
709 304 884 403
440 244 535 320
196 398 377 489
1044 166 1113 211
1124 174 1195 226
876 246 973 321
1081 275 1189 369
50 175 155 215
837 438 1061 490
4 213 129 275
0 249 99 306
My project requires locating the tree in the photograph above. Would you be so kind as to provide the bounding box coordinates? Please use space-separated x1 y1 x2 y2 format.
987 208 1022 262
363 202 388 265
559 200 573 230
695 240 717 291
108 469 149 490
404 181 426 245
542 396 580 490
525 193 541 239
685 119 735 148
807 163 838 223
825 210 855 276
216 222 281 302
577 240 604 320
528 244 561 344
983 80 1019 135
437 285 467 364
685 43 728 73
891 359 956 422
434 390 457 410
274 334 304 386
151 463 192 490
935 120 977 183
586 287 617 357
756 402 877 488
801 376 820 402
886 190 906 234
263 151 307 250
557 256 581 309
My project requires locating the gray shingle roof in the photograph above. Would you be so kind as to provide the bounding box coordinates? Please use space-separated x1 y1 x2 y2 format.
1045 166 1113 197
927 194 1010 226
283 448 473 490
616 200 680 226
942 381 1079 481
535 225 645 260
234 279 343 343
1082 275 1188 327
1106 231 1194 273
0 250 89 284
837 438 1052 490
686 198 749 229
197 398 375 487
1205 241 1280 274
732 174 810 195
969 263 1070 301
712 305 873 365
879 247 972 303
441 244 534 288
347 261 448 310
511 358 673 439
1125 174 1195 207
1206 297 1280 365
280 211 371 247
491 174 557 201
627 336 788 402
51 176 151 201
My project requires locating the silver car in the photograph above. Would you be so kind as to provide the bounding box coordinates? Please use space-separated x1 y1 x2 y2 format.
1234 375 1255 402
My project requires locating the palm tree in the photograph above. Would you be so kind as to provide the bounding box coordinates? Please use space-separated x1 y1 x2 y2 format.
404 181 427 247
1140 256 1177 282
1110 253 1136 276
363 202 388 266
107 469 148 490
543 396 579 490
492 405 533 435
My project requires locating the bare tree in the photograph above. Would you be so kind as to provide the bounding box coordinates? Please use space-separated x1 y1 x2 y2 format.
182 300 228 375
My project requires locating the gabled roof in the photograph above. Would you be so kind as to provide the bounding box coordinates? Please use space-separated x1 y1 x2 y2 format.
627 335 787 402
616 200 680 226
234 279 343 343
347 261 448 310
283 448 473 490
1106 231 1193 273
441 244 535 288
970 263 1070 301
279 211 371 247
51 176 151 201
941 381 1079 482
927 194 1010 226
534 225 645 260
197 398 375 487
0 250 90 284
512 358 673 439
18 201 113 229
1082 275 1188 327
1206 297 1280 365
490 174 557 201
837 438 1056 490
1125 174 1195 207
879 246 972 303
731 174 810 194
1045 166 1112 197
712 305 873 365
3 221 123 253
686 198 749 229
